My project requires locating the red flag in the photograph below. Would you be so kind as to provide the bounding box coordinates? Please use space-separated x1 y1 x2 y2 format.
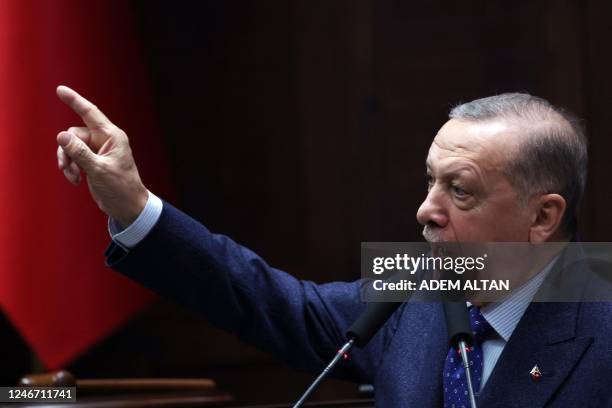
0 0 169 369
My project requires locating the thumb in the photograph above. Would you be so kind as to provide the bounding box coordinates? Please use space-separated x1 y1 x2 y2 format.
57 131 97 172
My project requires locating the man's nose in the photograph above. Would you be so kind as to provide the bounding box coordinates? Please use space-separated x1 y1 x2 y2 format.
416 187 449 228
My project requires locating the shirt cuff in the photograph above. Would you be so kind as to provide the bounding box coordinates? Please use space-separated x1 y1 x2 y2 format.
108 191 163 250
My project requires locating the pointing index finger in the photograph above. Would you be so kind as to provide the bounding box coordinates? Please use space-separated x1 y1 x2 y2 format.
56 85 112 129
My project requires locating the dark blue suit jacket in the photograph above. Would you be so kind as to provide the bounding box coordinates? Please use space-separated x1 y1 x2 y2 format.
105 202 612 407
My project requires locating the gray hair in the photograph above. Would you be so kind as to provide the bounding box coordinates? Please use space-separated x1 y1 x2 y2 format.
449 93 588 235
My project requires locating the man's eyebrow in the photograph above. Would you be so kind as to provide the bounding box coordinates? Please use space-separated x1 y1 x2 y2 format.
426 165 478 180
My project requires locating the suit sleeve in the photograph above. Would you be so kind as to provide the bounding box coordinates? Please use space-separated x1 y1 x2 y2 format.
104 200 390 382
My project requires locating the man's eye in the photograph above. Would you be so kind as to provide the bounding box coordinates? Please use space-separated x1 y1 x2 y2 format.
452 185 468 197
425 174 434 189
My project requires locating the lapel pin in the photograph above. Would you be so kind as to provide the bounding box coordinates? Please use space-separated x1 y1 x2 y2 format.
530 365 542 382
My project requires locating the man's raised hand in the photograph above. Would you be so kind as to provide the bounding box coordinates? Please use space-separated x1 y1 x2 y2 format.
56 85 149 228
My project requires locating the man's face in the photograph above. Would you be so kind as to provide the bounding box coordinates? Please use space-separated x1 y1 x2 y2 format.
417 118 533 243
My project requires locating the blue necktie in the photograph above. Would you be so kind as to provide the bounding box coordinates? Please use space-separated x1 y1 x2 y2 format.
443 306 493 408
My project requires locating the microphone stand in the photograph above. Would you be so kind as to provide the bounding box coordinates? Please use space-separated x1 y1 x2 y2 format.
292 338 355 408
292 269 414 407
458 338 478 408
442 300 477 408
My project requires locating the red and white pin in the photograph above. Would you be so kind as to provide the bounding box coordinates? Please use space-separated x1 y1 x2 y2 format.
530 365 542 382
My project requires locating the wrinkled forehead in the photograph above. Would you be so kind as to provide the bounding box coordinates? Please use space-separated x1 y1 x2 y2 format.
426 119 519 172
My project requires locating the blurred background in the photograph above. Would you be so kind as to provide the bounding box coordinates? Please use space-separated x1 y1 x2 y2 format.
1 0 611 405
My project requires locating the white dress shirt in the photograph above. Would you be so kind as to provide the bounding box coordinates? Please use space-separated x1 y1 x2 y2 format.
108 190 163 250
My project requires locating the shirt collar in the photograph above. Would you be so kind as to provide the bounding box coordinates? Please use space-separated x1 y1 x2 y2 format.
477 256 558 342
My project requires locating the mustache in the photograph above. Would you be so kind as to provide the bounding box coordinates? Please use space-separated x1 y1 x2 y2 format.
422 225 443 243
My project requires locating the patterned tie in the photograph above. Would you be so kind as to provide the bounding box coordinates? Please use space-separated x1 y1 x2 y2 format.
443 306 493 408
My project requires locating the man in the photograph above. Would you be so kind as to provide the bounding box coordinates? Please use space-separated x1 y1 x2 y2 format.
55 86 611 406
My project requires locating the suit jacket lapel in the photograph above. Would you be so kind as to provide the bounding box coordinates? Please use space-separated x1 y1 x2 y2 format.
477 301 593 407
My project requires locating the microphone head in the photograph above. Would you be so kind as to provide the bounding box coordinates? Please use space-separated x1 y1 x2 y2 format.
346 301 401 347
346 268 418 347
442 300 474 348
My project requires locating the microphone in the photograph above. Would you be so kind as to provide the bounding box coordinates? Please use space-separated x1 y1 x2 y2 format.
346 301 402 347
442 299 473 349
442 300 477 408
292 302 404 408
292 272 413 407
348 266 421 347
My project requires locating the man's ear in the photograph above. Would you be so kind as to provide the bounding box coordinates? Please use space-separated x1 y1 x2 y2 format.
528 194 567 243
